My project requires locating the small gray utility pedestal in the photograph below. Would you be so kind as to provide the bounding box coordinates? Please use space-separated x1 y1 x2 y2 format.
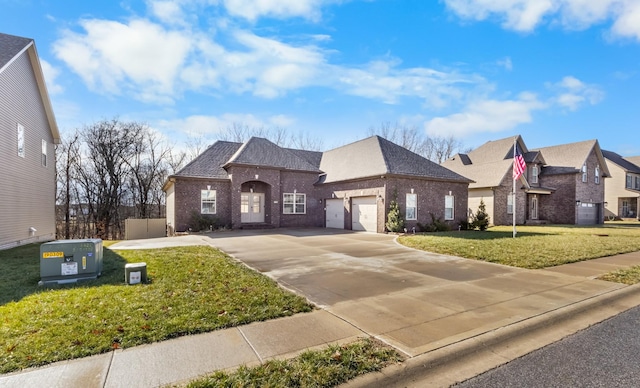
125 262 147 285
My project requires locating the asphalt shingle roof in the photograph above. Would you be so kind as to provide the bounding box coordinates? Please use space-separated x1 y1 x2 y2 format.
603 150 640 173
320 136 472 183
532 139 610 177
174 141 242 179
0 33 32 71
626 156 640 168
441 135 526 188
226 137 321 172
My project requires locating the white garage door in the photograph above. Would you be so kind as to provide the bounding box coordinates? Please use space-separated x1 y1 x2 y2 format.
352 196 377 232
577 203 598 225
326 199 345 229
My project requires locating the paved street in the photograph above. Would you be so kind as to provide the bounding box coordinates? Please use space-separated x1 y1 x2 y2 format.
456 304 640 387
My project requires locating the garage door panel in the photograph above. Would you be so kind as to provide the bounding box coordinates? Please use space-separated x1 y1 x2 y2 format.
326 199 345 229
352 197 377 232
577 203 598 225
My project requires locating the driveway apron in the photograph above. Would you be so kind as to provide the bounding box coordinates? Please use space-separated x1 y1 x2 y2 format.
201 228 624 357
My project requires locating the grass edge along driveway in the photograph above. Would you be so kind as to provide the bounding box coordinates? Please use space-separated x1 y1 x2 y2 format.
398 224 640 269
0 244 313 374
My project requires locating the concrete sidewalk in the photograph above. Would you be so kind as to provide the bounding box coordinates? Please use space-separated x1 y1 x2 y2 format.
2 231 640 388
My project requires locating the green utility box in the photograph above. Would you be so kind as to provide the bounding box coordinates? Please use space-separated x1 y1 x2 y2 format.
40 239 103 285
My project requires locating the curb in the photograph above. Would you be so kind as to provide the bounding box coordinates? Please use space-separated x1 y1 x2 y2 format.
343 283 640 387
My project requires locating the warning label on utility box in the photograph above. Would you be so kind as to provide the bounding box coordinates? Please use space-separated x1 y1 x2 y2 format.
43 251 64 259
61 262 78 276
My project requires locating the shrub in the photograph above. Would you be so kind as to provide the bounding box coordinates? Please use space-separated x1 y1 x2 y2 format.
417 214 451 232
471 199 490 231
385 194 405 233
189 211 220 232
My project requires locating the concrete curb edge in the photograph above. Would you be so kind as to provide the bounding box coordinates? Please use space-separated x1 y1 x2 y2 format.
343 283 640 387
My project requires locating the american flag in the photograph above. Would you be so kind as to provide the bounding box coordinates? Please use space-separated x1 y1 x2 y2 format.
513 145 526 180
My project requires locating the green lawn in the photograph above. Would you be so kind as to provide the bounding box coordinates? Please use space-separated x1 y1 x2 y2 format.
0 244 313 373
399 223 640 269
185 338 402 388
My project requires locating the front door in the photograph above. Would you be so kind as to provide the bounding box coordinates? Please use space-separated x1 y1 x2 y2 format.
241 193 265 223
530 195 538 220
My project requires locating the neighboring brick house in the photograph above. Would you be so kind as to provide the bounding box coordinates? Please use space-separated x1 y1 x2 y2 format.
442 136 610 226
0 33 60 249
164 136 472 233
602 150 640 220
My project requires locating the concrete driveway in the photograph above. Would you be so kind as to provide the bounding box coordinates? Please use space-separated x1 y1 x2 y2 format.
112 228 625 358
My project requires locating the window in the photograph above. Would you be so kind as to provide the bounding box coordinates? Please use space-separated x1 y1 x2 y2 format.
507 193 514 214
42 139 47 166
531 165 538 184
283 193 306 214
445 195 455 220
582 164 587 183
406 193 417 220
627 174 633 189
201 189 216 214
17 124 25 158
594 165 600 184
636 176 640 190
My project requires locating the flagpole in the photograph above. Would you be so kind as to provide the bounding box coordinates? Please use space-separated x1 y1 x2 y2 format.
513 137 517 238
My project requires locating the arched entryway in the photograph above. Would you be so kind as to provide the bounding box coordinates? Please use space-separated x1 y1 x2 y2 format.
240 181 271 225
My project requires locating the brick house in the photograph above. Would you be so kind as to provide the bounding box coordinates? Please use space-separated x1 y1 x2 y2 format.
0 33 60 249
442 136 610 226
164 136 472 233
602 150 640 220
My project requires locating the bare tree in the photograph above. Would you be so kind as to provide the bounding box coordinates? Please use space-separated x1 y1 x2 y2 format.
81 119 144 239
126 128 174 218
56 130 82 239
367 121 465 163
215 123 323 150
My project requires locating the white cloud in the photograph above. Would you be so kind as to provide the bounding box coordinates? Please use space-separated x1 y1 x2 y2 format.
222 0 328 21
148 0 187 25
444 0 640 41
497 56 513 71
156 113 291 137
548 75 604 111
424 92 546 137
40 59 64 94
51 3 490 108
337 59 483 107
53 19 192 102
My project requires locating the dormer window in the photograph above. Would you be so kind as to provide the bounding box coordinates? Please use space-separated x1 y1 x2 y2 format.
582 164 587 183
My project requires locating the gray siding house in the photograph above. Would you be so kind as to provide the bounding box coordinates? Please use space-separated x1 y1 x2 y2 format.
442 136 609 226
0 33 60 249
164 136 472 234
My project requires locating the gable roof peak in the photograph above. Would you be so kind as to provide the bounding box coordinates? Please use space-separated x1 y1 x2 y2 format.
225 136 321 172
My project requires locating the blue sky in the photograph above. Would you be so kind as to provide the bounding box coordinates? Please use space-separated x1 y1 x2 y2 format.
2 0 639 154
